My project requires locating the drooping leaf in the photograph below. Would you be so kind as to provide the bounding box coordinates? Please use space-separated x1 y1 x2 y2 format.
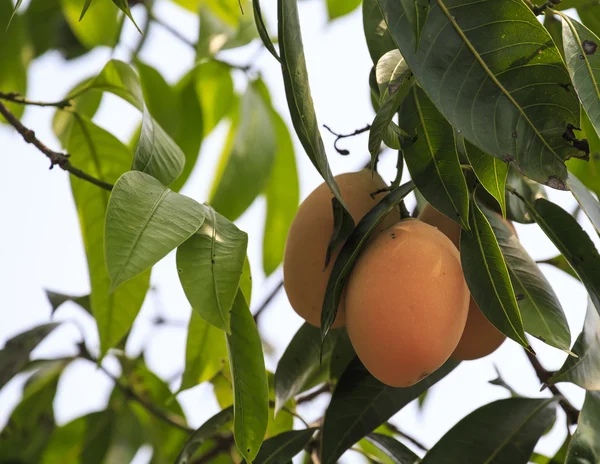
320 357 459 464
321 181 414 338
399 0 429 48
226 291 269 462
263 109 299 276
421 398 556 463
0 323 60 390
45 290 91 315
0 0 27 121
377 0 582 187
566 390 600 463
180 311 228 392
210 83 277 221
253 0 280 62
460 199 529 349
398 86 469 229
459 138 508 217
569 173 600 236
111 0 142 33
538 254 580 282
481 205 571 353
55 112 151 357
278 0 354 249
105 171 206 291
175 407 234 464
548 300 600 390
61 0 119 48
274 323 340 413
243 428 317 464
327 0 361 20
511 194 600 317
365 433 421 464
363 0 397 64
239 256 252 305
177 207 248 333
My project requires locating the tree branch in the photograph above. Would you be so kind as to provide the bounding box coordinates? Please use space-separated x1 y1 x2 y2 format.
0 101 114 191
0 92 72 109
253 280 284 322
525 350 580 425
323 123 371 156
296 383 331 404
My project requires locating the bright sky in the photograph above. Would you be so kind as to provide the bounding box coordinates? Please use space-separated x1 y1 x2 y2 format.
0 1 595 462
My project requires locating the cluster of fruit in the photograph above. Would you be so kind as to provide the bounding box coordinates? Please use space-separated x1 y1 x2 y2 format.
283 170 511 387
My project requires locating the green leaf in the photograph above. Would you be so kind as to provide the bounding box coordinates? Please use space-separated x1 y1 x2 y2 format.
560 13 600 147
460 139 508 217
243 428 317 464
41 411 115 464
400 0 429 48
278 0 355 247
538 254 580 282
54 113 151 356
103 406 144 464
569 110 600 198
226 291 269 462
45 290 91 315
180 310 228 392
239 256 252 305
0 323 60 390
460 199 529 349
363 0 397 64
194 60 235 136
321 181 414 338
548 300 600 390
0 359 70 463
481 205 572 353
327 0 361 20
177 207 248 333
511 194 600 318
569 173 600 236
421 398 556 463
365 433 421 464
175 407 234 464
111 0 142 33
369 50 414 165
544 13 564 58
566 390 600 463
263 109 299 276
504 166 548 224
61 0 119 48
329 329 356 382
7 0 24 29
0 0 27 121
105 171 206 291
377 0 582 188
210 83 276 221
398 86 469 229
320 357 459 464
253 0 280 62
274 323 340 413
196 4 257 57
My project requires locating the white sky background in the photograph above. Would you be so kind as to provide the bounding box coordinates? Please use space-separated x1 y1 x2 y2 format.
0 1 596 462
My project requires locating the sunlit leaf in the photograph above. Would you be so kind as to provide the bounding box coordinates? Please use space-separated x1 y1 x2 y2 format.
327 0 361 20
111 0 142 33
61 0 119 48
0 0 27 121
193 60 235 136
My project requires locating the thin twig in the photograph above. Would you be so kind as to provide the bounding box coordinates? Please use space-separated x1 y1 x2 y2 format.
0 92 71 109
323 124 371 156
149 12 195 48
385 421 429 451
296 383 332 404
253 280 284 322
0 101 114 191
526 350 580 425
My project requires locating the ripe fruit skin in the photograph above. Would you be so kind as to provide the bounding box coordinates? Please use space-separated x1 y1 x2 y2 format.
283 170 398 328
418 204 510 360
345 219 470 387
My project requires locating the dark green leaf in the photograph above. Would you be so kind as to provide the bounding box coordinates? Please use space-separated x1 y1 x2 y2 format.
482 205 571 353
377 0 582 187
511 194 600 317
0 323 60 390
566 390 600 463
363 0 397 64
400 0 429 48
504 166 548 224
45 290 90 315
54 113 150 357
421 398 556 463
460 199 529 349
569 173 600 236
327 0 361 20
365 433 421 464
274 324 340 413
278 0 354 248
321 181 414 338
175 407 234 464
105 171 206 291
460 138 508 217
328 330 356 382
538 254 580 282
177 207 248 333
61 0 119 48
103 406 144 464
544 13 563 58
398 86 469 229
244 428 317 464
253 0 280 62
23 0 65 59
180 311 228 392
210 83 276 221
548 300 600 390
226 291 269 462
263 109 299 276
0 0 27 121
320 357 459 464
